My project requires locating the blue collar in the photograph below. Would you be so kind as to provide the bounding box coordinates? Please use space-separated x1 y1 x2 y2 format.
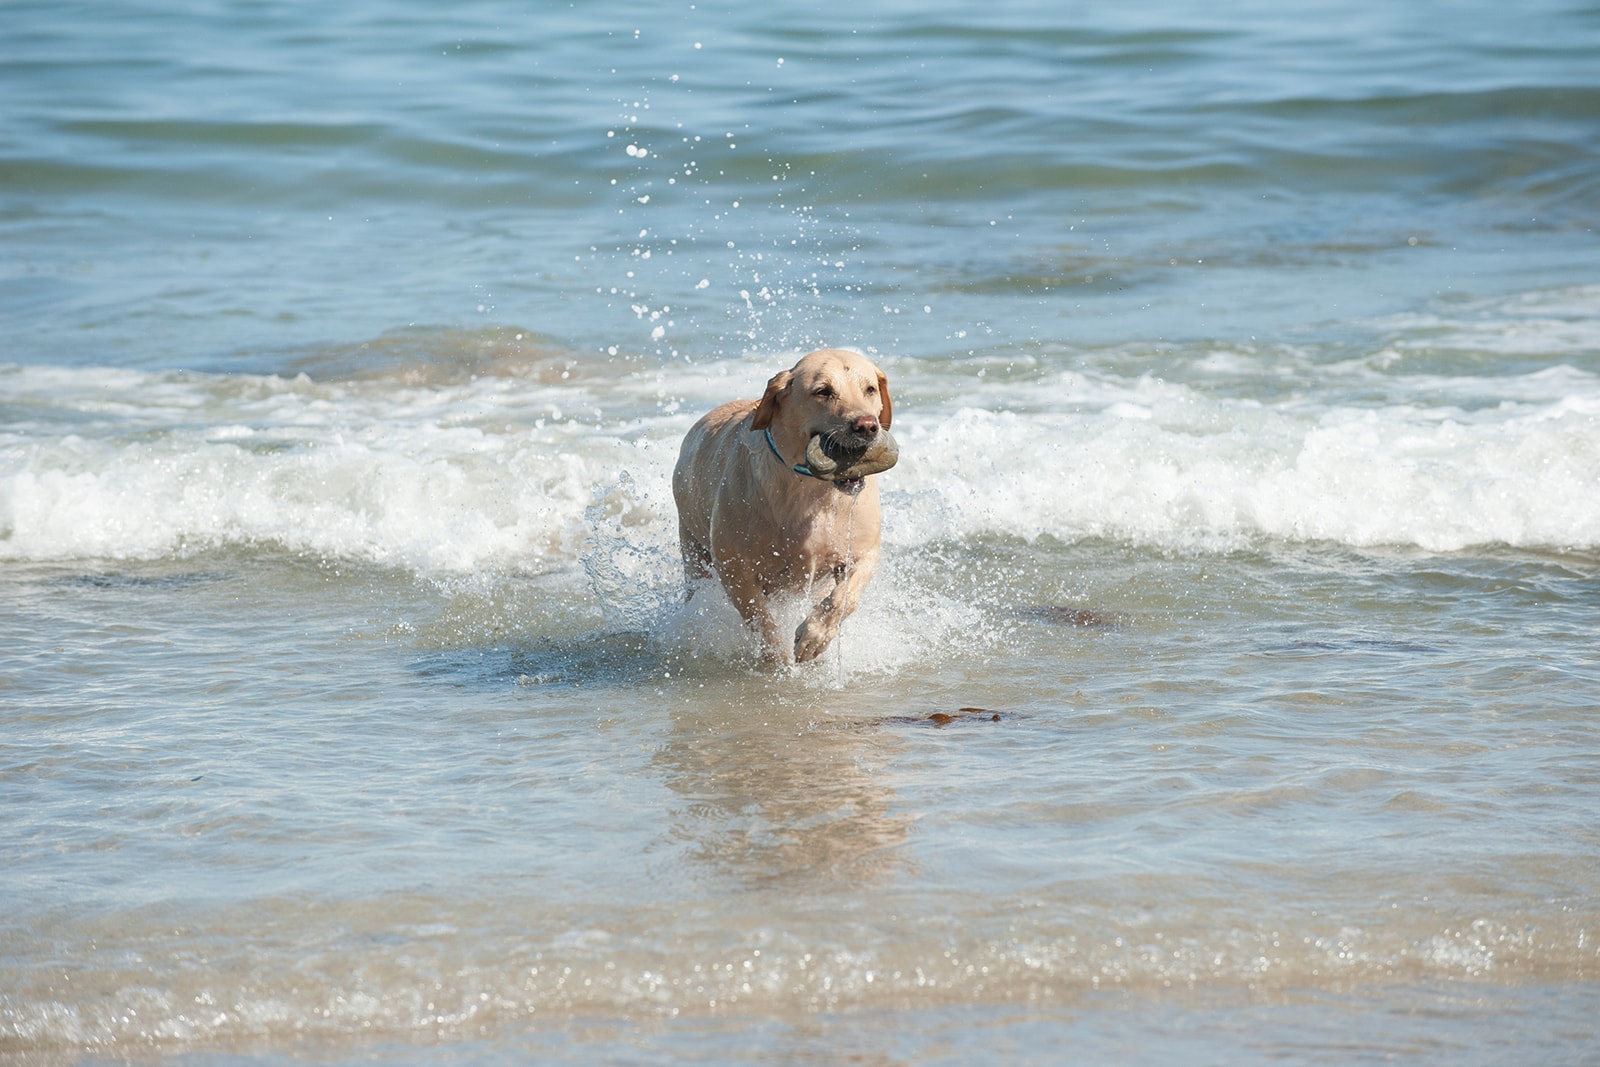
764 427 823 480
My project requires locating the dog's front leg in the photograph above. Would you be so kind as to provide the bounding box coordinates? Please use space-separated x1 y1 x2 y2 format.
719 566 787 664
794 549 879 663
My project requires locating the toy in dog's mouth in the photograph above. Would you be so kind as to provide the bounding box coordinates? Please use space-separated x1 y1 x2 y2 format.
803 429 899 486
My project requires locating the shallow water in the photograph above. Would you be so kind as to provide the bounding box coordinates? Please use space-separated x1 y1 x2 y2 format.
3 1 1599 1064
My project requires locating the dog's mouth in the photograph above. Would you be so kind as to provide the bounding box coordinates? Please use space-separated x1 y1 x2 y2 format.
803 428 898 481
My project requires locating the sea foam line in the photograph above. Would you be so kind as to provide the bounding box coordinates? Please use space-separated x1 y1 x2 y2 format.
3 354 1597 567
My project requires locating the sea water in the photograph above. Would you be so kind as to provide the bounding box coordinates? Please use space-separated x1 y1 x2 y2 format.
2 1 1598 1063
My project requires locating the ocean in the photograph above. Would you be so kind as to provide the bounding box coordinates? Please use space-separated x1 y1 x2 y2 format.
2 1 1598 1063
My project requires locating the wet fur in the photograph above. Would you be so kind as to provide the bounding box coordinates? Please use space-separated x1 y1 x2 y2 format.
671 349 895 664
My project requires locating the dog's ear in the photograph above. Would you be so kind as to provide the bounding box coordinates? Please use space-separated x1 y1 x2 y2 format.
875 370 893 429
750 370 791 430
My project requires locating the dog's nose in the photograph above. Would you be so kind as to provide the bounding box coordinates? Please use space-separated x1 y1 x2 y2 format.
851 415 880 436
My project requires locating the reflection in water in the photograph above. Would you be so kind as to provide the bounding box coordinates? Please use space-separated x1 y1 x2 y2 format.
654 696 914 891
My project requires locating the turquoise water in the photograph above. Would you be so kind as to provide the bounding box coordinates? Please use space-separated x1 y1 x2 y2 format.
3 1 1599 1063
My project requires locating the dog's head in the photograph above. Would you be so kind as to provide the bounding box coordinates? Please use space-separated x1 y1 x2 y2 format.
751 347 891 436
750 348 896 486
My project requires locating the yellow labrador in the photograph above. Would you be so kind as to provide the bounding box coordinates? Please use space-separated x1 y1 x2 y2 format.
672 349 898 664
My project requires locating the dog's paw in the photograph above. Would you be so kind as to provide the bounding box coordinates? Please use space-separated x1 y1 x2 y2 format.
793 617 837 663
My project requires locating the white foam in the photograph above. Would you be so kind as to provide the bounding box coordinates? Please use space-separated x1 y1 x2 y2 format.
884 371 1600 553
1364 284 1600 357
4 310 1598 572
0 364 667 570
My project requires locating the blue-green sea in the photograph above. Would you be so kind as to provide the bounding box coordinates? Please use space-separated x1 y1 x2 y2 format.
3 2 1598 1063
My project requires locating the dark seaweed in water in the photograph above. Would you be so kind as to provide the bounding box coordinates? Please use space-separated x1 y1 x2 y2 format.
883 707 1006 728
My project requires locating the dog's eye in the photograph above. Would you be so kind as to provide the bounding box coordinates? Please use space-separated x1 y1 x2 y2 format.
864 384 877 395
814 385 835 398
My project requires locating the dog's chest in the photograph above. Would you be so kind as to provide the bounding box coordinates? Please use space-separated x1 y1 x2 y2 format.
781 508 867 579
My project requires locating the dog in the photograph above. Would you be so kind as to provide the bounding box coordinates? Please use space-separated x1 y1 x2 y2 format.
672 348 898 664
